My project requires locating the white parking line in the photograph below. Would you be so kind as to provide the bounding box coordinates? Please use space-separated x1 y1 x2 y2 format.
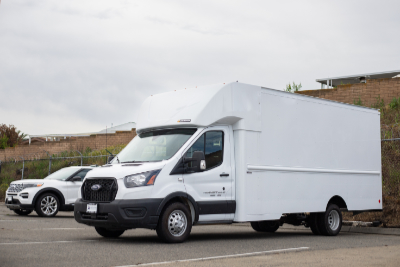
2 228 87 231
0 240 97 245
115 247 310 267
0 220 41 222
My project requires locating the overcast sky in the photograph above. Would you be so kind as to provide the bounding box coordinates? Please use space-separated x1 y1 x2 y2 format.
1 0 399 135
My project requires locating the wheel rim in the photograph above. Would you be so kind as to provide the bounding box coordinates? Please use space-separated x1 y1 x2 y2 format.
168 210 187 237
40 196 57 215
328 210 340 231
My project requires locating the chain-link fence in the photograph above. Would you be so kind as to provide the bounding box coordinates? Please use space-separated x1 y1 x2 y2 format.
0 145 125 199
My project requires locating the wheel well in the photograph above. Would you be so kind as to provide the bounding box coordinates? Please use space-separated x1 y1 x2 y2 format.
327 195 347 210
159 196 197 223
34 189 65 208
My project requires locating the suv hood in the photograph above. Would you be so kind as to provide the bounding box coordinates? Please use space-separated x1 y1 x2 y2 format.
85 162 167 180
11 179 46 185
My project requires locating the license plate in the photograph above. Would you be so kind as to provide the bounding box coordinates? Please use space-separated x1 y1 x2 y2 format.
86 203 97 213
7 196 13 203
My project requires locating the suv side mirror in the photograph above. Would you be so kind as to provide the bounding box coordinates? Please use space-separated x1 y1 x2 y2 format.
184 151 206 173
71 176 82 182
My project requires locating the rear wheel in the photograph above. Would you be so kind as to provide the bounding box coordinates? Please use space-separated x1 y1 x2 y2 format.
13 209 33 216
156 202 192 243
95 227 125 238
309 213 321 235
35 193 59 217
318 204 342 236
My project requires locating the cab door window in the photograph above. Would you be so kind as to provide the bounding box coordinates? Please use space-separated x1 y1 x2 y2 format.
185 131 224 170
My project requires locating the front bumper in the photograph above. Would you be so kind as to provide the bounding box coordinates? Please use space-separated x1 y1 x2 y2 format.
5 196 34 210
74 198 162 230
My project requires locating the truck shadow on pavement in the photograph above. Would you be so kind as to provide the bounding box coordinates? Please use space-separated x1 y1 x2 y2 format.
105 230 317 245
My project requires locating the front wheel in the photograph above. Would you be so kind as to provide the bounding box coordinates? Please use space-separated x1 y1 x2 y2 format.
258 220 280 232
95 227 125 238
35 193 60 217
13 209 33 216
156 202 192 243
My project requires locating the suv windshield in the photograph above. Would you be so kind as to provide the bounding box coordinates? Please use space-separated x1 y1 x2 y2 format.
44 168 80 180
114 128 197 163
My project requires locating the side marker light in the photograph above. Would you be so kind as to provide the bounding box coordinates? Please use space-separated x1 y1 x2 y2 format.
147 175 156 185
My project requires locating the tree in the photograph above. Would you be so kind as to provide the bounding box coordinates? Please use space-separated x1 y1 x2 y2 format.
0 124 28 149
285 82 302 93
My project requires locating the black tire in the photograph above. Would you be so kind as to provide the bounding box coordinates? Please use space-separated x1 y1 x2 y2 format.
258 220 280 232
156 202 192 243
35 193 60 217
250 222 263 232
318 204 342 236
95 227 125 238
309 213 321 235
13 209 33 216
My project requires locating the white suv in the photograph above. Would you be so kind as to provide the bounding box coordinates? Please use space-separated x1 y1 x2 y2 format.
5 166 95 217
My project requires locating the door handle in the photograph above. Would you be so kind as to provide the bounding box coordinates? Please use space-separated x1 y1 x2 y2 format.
178 177 183 181
220 173 229 177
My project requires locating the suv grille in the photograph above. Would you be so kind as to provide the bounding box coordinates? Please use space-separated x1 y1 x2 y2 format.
7 184 23 193
82 178 118 202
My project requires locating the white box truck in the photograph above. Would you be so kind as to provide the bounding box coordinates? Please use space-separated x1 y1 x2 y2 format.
74 82 382 243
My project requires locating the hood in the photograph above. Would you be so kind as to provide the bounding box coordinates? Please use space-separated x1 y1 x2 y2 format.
85 161 167 180
11 179 46 185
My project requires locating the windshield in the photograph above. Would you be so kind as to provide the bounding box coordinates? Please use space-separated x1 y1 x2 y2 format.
113 128 197 163
44 168 79 180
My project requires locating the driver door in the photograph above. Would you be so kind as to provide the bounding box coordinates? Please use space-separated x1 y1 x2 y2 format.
183 126 233 222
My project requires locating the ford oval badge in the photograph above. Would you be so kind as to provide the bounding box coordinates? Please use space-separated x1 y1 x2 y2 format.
91 184 102 191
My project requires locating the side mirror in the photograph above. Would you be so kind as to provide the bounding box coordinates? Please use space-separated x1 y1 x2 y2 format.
184 151 206 173
107 155 115 164
71 176 82 182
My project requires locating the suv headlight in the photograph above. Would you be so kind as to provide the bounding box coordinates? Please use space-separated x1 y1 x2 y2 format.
124 170 161 188
23 183 44 189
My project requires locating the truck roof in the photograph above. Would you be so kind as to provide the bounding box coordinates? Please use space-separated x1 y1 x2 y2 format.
136 82 379 133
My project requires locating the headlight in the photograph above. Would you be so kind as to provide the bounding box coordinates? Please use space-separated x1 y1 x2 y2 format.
23 183 44 188
124 169 161 188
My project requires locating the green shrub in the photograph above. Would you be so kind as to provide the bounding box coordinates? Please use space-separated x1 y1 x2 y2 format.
389 97 400 110
285 82 302 93
353 97 363 106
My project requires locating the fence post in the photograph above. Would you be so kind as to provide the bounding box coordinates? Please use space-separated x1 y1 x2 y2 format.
76 151 83 166
0 160 2 174
19 156 25 180
48 155 52 176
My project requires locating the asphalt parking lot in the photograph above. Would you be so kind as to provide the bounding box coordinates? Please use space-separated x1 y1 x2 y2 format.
1 204 400 267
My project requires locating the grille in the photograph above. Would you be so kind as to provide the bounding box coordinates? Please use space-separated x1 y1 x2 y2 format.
7 184 23 193
80 212 108 220
82 178 118 202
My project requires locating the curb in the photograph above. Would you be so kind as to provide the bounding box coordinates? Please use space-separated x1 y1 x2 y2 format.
341 226 400 236
231 222 400 236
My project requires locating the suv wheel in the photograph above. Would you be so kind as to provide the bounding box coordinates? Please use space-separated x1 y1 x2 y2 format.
35 193 60 217
156 202 192 243
95 227 125 238
13 209 33 216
